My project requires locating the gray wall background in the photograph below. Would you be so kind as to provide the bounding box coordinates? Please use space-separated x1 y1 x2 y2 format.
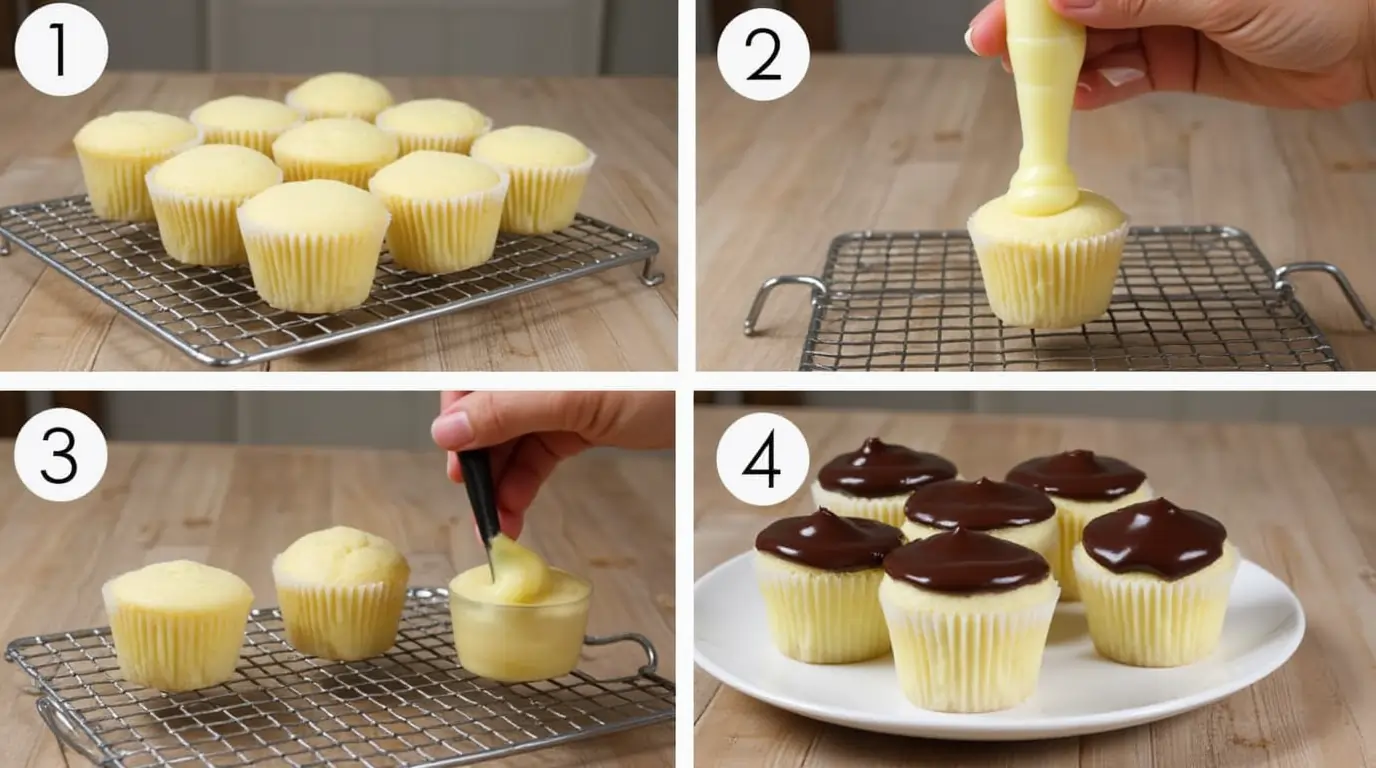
697 0 986 54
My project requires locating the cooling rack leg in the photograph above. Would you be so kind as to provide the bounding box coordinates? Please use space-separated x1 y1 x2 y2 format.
0 236 10 257
744 275 829 336
583 632 660 682
637 254 665 287
1274 262 1376 330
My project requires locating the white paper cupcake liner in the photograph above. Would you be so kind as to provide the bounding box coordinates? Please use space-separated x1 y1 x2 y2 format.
273 569 409 661
274 155 395 189
238 213 390 314
755 553 889 664
76 129 205 222
382 116 494 156
191 117 302 159
969 220 1129 329
484 151 596 235
370 167 510 274
810 481 910 528
102 583 250 692
145 166 282 267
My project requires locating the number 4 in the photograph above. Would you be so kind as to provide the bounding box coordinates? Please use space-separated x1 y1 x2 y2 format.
743 429 782 488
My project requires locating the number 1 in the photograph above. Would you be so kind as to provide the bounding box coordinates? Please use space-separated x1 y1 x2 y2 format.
743 429 781 488
51 22 64 76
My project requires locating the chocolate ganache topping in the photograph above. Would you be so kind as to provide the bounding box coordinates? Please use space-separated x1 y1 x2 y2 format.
883 528 1050 595
1005 450 1146 502
904 477 1055 531
1081 498 1228 581
755 508 904 572
816 437 958 499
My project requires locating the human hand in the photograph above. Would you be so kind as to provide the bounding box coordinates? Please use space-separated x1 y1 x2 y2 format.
431 391 674 538
967 0 1375 109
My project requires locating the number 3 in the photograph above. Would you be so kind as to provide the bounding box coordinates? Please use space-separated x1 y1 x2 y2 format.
746 28 783 81
42 426 77 485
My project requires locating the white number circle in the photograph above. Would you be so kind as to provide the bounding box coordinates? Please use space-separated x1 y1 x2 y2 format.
14 407 108 503
716 412 810 507
716 8 811 102
14 2 109 97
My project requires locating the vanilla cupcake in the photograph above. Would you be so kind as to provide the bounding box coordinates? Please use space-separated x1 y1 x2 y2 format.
271 118 400 188
237 180 390 313
755 508 904 664
469 126 594 234
273 526 411 661
879 529 1059 713
190 95 302 158
901 477 1058 568
102 560 253 692
1075 499 1239 667
1005 450 1153 601
285 72 394 121
375 98 492 156
369 151 508 274
74 111 202 221
811 438 958 528
146 145 282 267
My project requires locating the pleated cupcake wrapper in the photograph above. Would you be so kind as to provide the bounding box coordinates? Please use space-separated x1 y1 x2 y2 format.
76 129 205 222
483 151 596 235
101 585 251 692
370 169 510 274
1073 547 1239 667
810 481 910 528
191 117 303 159
755 554 889 664
145 166 283 267
384 116 494 156
275 155 395 189
274 577 409 661
238 214 390 314
900 518 1058 572
284 88 389 122
880 586 1059 713
969 220 1129 329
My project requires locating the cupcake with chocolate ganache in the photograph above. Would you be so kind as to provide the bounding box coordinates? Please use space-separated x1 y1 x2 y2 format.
1074 498 1239 668
812 438 958 528
755 508 905 664
879 529 1059 713
1005 450 1153 600
901 478 1058 568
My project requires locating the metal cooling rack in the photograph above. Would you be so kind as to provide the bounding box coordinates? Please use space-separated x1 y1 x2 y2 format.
6 587 675 768
744 226 1375 371
0 195 663 368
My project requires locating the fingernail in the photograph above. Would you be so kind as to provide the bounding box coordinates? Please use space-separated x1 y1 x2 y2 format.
1059 0 1099 8
1077 80 1092 92
963 26 976 54
432 411 474 449
1001 58 1012 74
1099 68 1145 88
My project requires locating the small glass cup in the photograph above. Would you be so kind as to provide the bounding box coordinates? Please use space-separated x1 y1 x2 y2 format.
449 569 592 683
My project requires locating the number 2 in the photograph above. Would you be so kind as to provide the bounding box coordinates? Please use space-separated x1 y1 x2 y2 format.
745 28 782 81
743 429 781 488
50 22 64 76
42 426 77 485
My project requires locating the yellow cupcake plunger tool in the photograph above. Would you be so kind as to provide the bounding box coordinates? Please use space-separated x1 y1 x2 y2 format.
1005 0 1087 217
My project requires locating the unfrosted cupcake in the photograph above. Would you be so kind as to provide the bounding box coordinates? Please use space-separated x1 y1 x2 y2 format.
900 477 1058 568
1075 498 1239 667
271 117 400 188
238 180 390 313
146 144 282 266
74 111 202 221
368 151 509 274
190 95 302 158
285 72 394 121
273 526 411 661
1005 450 1153 601
102 560 253 692
879 529 1059 713
754 508 904 664
811 437 958 528
469 126 594 234
375 98 492 156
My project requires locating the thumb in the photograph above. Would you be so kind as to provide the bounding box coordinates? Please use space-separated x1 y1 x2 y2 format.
431 391 590 451
1050 0 1222 30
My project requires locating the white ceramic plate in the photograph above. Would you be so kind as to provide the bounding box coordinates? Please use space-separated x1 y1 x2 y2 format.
695 552 1305 741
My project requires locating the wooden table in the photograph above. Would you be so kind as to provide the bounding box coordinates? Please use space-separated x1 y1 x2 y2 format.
0 72 678 371
0 442 675 767
694 405 1376 766
698 55 1376 370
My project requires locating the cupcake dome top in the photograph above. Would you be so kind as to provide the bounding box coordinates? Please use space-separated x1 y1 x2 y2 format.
103 560 253 611
239 179 389 235
148 144 282 197
376 99 489 137
370 151 505 199
191 95 301 132
816 437 958 498
74 111 199 156
286 72 393 119
969 190 1125 243
471 126 590 168
904 477 1055 531
883 528 1050 595
755 507 904 572
1006 449 1147 502
1081 498 1228 581
274 526 409 586
271 118 399 166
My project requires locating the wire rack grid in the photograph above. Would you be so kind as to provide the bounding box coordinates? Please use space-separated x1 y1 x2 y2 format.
743 226 1375 371
0 195 663 369
6 587 675 768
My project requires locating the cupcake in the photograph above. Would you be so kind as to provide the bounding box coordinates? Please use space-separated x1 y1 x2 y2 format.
879 529 1059 713
900 477 1058 568
73 111 203 222
272 526 411 661
754 508 905 664
1005 450 1153 601
368 151 509 274
375 98 492 156
285 72 394 121
811 437 958 528
1075 498 1239 667
237 180 390 313
469 126 595 234
146 144 283 266
102 560 253 692
190 95 302 158
271 118 400 188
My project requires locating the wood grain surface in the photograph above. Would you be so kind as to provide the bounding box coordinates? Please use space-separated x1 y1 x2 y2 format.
694 405 1376 767
0 72 677 371
0 442 675 767
698 55 1376 370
